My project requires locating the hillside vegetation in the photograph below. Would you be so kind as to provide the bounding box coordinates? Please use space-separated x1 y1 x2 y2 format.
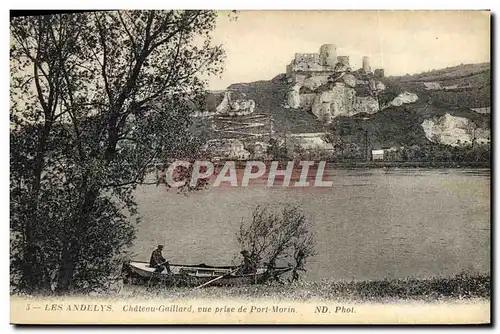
385 62 490 109
391 62 490 83
226 79 326 134
202 63 490 150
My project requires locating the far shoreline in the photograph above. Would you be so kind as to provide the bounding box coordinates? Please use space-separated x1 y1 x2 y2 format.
153 160 491 170
221 160 491 170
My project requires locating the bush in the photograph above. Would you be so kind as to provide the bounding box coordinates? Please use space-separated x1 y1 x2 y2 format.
237 205 316 283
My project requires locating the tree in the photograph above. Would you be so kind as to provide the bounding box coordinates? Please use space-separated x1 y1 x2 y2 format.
10 10 226 293
10 13 98 292
237 205 316 284
292 143 305 160
266 137 288 161
377 84 400 108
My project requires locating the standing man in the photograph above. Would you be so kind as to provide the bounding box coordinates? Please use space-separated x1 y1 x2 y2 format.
150 244 172 274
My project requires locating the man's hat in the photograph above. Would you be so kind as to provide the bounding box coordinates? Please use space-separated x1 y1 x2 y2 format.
158 244 164 248
241 250 249 255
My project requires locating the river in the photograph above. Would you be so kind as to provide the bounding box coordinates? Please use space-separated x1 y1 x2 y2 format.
132 168 490 281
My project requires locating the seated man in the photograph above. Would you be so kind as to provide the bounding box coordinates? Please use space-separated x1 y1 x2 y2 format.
149 244 172 274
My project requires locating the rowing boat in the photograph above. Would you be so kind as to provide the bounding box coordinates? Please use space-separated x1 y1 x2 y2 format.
122 261 292 287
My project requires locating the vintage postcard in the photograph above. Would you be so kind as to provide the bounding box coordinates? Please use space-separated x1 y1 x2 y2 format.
9 9 491 325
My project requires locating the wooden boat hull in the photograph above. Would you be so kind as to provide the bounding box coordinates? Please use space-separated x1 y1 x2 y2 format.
122 261 291 287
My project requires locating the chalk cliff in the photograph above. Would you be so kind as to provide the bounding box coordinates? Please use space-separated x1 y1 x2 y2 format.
284 62 388 123
389 91 419 107
285 83 302 109
311 83 356 122
421 113 490 146
216 91 256 116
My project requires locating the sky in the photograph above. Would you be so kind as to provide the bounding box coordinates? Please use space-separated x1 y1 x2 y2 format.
206 10 490 90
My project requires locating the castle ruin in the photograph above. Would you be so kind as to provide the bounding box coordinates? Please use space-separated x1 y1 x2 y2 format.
285 44 382 85
284 44 388 123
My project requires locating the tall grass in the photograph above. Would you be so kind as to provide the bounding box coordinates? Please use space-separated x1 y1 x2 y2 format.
13 272 490 302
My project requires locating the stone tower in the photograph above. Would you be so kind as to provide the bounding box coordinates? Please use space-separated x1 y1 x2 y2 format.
319 44 337 68
362 56 371 73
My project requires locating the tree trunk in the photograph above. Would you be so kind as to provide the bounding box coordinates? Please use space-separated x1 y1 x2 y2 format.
57 179 100 292
23 121 52 290
57 243 75 292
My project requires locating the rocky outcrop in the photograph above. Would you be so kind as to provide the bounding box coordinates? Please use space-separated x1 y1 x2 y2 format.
389 91 418 107
311 83 356 123
215 91 230 113
284 76 330 109
283 59 391 122
216 91 256 116
311 85 381 122
285 83 302 109
302 76 329 91
353 96 380 114
421 113 490 146
228 99 256 116
341 73 357 88
300 93 317 109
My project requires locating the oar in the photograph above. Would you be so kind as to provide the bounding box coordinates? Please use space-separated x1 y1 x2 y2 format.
194 266 241 289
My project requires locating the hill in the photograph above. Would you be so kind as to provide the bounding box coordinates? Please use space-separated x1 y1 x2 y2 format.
385 62 490 109
195 63 490 151
225 79 326 134
391 62 490 82
347 63 491 148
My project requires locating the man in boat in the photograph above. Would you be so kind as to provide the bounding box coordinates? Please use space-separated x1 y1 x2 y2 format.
240 250 257 274
150 245 172 274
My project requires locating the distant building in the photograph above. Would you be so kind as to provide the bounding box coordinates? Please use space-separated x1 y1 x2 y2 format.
371 149 384 161
203 139 250 161
288 133 334 151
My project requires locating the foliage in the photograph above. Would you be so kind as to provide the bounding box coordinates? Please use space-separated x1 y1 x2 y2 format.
377 84 401 107
383 142 491 163
10 10 225 293
237 205 316 284
266 137 288 161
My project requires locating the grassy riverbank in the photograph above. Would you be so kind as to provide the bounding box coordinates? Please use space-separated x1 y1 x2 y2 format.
121 272 490 302
13 272 489 302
